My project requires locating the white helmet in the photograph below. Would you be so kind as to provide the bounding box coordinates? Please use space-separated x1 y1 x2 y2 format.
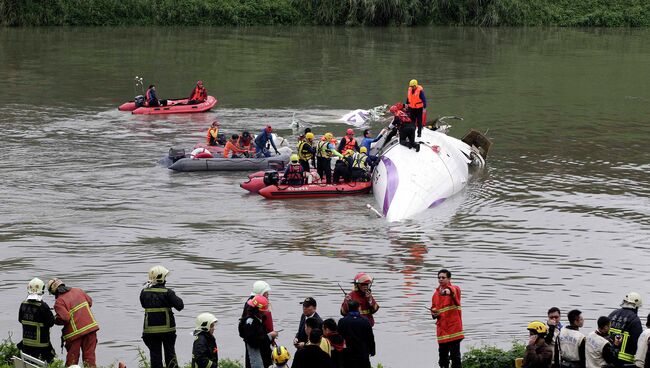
252 280 271 296
623 292 643 308
69 365 82 368
195 313 218 331
148 265 170 283
28 278 45 295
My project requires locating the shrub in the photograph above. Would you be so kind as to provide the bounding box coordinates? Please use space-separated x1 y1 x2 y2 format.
461 341 526 368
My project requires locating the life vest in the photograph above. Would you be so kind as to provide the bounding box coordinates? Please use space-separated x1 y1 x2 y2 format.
342 136 357 152
585 331 609 368
407 85 424 109
206 127 220 145
342 291 379 327
431 284 464 344
190 86 207 102
54 288 99 341
237 136 252 150
20 300 53 348
317 140 332 158
352 152 368 171
559 327 585 363
396 110 412 124
285 163 304 183
191 147 213 159
298 141 313 160
145 88 155 106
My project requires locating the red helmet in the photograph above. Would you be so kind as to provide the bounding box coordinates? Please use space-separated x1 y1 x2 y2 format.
346 128 354 135
197 80 203 85
265 125 273 133
247 295 269 311
353 272 373 284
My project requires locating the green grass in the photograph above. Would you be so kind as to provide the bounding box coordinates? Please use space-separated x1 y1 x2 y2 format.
1 0 649 26
461 341 527 368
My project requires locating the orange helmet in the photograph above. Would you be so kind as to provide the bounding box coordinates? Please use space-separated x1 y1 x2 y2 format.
247 295 269 311
353 272 373 284
265 125 273 133
346 128 354 135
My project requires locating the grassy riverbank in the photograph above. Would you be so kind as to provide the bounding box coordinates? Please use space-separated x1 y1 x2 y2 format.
1 0 649 26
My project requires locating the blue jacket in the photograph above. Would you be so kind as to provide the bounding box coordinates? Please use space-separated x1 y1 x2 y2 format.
361 135 383 152
254 129 277 151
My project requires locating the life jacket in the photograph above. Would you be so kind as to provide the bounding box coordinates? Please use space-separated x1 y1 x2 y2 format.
298 141 313 160
407 85 424 109
190 86 207 102
317 140 332 158
140 286 183 335
206 127 220 145
342 136 357 152
145 88 155 106
20 300 53 348
54 288 99 341
431 284 464 344
352 152 368 171
285 163 304 183
395 110 412 124
237 136 252 150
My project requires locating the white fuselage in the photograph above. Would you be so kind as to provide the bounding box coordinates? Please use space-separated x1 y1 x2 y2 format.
372 127 472 222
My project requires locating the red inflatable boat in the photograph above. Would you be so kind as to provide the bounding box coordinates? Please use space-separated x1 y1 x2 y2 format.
241 169 319 193
258 181 372 199
118 96 217 115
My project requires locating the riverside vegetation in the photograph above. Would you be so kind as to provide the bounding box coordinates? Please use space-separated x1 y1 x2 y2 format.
1 0 649 27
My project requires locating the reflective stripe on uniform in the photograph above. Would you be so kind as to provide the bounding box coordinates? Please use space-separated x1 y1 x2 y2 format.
437 305 462 314
144 307 174 334
20 320 48 347
437 331 464 342
62 301 98 340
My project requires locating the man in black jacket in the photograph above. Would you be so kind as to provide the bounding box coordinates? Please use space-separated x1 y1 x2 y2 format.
338 300 375 368
292 329 333 368
294 297 322 350
608 292 643 366
192 313 218 368
140 266 184 368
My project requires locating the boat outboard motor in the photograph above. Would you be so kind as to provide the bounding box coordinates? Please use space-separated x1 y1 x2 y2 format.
168 148 186 163
134 95 145 108
263 170 280 186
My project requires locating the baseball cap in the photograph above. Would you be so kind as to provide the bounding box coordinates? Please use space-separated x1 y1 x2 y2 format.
300 297 317 307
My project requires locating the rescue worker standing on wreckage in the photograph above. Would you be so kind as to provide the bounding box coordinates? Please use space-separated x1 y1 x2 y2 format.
141 265 185 368
340 273 380 327
48 278 99 368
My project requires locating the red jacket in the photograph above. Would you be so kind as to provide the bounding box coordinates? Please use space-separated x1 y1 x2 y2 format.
431 283 463 343
340 290 379 327
190 86 207 102
54 288 99 341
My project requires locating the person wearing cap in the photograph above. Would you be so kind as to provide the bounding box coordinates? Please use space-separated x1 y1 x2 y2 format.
608 292 643 366
283 154 306 185
524 321 553 368
18 278 56 362
47 278 99 368
294 297 323 350
254 125 280 157
338 128 359 154
360 129 385 152
405 79 427 138
297 132 316 173
188 80 207 104
430 269 463 368
206 121 221 146
341 273 379 327
192 313 218 368
140 266 184 368
338 300 375 368
240 295 278 368
291 329 333 368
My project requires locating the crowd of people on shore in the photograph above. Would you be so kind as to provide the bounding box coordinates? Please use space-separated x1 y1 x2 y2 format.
15 268 467 368
522 292 650 368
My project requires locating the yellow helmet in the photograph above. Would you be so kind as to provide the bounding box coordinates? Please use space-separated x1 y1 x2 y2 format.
290 154 299 163
527 321 548 335
28 278 45 295
148 265 170 283
305 132 314 140
272 346 291 365
324 132 333 141
360 147 368 153
409 79 418 87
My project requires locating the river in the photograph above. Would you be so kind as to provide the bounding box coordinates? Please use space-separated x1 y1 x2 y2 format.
1 26 649 367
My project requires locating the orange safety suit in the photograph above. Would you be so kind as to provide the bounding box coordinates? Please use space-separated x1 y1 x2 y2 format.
341 290 379 327
407 85 424 109
53 288 99 367
223 140 246 158
206 127 220 145
189 86 207 102
431 283 464 344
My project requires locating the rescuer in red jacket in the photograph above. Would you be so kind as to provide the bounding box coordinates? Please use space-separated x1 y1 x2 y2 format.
430 269 464 368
